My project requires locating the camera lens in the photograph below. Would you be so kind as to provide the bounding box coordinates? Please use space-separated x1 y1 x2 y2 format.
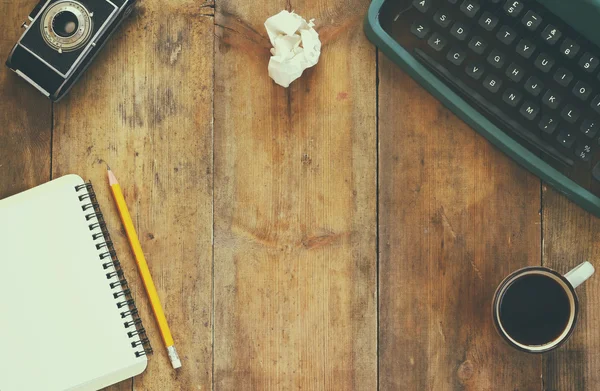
41 1 93 53
52 11 79 38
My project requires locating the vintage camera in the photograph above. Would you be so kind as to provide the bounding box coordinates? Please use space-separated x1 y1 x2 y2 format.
6 0 136 101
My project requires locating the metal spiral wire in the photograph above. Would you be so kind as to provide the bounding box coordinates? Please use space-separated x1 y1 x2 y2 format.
75 182 153 358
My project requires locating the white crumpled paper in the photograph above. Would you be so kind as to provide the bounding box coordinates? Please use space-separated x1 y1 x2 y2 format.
265 10 322 88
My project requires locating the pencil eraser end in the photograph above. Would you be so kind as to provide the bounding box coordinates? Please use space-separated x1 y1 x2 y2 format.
168 345 182 369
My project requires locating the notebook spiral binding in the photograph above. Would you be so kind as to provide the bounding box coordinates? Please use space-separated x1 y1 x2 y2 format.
75 182 153 358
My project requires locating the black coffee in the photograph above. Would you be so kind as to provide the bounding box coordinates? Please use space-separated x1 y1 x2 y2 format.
499 273 571 346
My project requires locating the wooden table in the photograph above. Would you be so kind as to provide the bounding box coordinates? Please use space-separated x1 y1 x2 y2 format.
1 0 599 390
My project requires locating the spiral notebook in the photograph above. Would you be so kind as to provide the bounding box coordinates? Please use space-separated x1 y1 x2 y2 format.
0 175 151 391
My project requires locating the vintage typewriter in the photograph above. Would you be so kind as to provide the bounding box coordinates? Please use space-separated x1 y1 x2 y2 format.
366 0 600 216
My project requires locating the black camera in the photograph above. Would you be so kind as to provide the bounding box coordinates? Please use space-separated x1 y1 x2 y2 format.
6 0 136 101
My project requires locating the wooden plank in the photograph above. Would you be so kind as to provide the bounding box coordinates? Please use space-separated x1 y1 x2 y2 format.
52 1 214 390
542 189 600 391
0 0 52 199
213 1 377 389
378 57 543 390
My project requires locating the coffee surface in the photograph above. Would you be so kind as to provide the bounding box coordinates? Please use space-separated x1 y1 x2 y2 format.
499 273 571 346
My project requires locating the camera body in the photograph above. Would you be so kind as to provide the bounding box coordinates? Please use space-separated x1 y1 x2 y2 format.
6 0 136 101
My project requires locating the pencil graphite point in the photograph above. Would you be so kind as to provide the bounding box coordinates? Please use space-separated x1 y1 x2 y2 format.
107 168 118 186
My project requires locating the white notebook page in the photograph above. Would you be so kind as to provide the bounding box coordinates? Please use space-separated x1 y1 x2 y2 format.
0 175 147 391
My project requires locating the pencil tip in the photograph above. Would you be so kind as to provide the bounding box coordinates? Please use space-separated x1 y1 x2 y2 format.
107 168 118 186
107 164 111 171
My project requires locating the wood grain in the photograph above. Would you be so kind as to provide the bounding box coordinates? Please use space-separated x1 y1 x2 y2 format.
0 0 52 199
51 1 214 390
213 1 377 389
542 189 600 391
4 0 600 389
378 57 543 390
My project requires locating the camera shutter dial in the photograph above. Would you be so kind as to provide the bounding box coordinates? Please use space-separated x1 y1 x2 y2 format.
40 1 93 53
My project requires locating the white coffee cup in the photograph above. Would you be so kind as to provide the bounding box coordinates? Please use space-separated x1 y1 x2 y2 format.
492 261 595 353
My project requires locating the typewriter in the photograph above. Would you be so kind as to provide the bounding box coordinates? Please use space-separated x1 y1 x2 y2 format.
366 0 600 216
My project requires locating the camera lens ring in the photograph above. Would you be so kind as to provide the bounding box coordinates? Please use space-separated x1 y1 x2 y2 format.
40 1 93 53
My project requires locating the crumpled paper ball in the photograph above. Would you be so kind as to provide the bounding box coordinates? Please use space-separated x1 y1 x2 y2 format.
264 10 322 88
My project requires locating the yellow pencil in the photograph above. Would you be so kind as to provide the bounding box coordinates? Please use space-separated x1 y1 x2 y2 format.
108 167 182 369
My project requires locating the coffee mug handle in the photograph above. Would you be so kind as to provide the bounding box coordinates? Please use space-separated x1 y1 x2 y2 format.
564 261 595 289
